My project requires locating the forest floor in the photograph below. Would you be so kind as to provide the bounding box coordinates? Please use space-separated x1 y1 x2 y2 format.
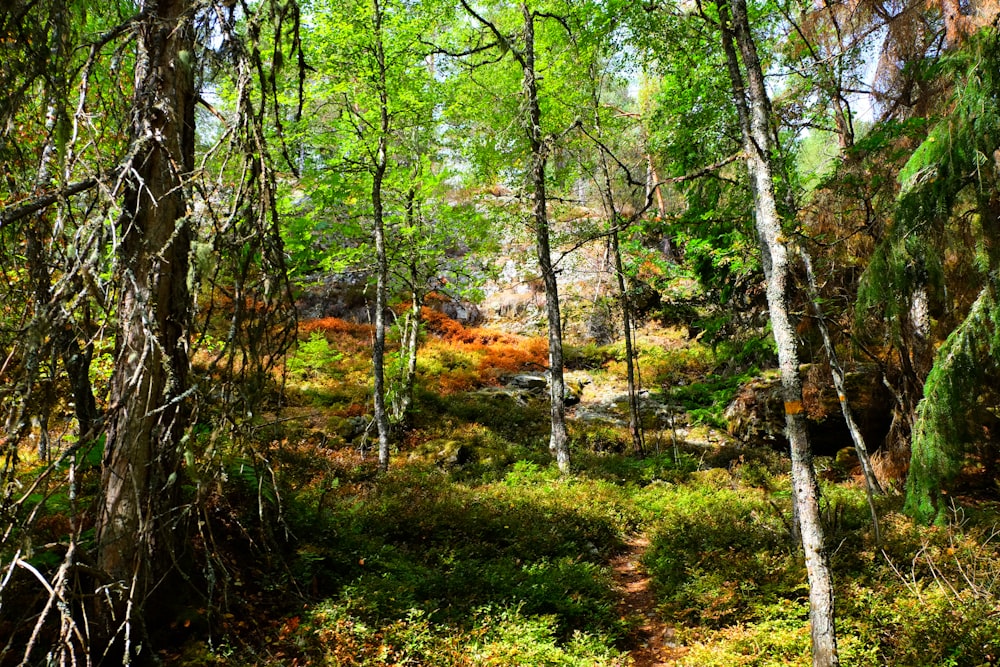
6 309 1000 666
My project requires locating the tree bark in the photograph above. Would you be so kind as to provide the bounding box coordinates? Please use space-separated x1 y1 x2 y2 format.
372 0 392 472
96 0 195 655
522 3 570 473
392 188 422 427
719 0 840 663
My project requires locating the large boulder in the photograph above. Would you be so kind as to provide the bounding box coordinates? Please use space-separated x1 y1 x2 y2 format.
725 364 893 455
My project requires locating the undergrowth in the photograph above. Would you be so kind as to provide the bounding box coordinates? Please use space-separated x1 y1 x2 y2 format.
9 311 1000 666
200 313 1000 666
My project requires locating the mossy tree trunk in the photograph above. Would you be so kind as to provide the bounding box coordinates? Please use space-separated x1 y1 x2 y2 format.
96 0 195 655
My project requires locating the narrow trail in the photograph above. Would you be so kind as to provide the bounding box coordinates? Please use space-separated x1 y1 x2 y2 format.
611 535 686 666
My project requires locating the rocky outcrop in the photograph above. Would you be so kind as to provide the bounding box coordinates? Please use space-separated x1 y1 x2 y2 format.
296 273 481 324
725 364 893 455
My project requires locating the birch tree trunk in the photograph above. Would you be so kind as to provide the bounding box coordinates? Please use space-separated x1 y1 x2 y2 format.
718 0 840 663
392 189 422 427
96 0 195 655
372 0 392 472
522 3 570 473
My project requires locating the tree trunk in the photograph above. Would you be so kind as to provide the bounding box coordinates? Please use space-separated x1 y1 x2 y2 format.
394 287 421 425
372 0 392 472
25 3 98 457
96 0 195 656
612 230 644 455
522 3 569 473
592 102 644 454
719 0 840 663
800 246 883 543
391 187 422 428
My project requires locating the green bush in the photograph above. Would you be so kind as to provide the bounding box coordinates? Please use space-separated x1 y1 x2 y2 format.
642 475 797 628
286 332 343 379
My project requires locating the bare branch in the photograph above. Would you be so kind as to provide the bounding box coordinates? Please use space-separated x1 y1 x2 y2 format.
535 11 573 39
552 151 743 265
0 177 101 229
420 38 501 58
458 0 524 66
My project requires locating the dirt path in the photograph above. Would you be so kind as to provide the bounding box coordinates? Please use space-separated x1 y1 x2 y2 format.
611 535 686 666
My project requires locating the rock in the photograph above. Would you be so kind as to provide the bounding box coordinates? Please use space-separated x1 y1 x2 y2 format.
507 374 548 391
438 440 472 466
327 414 371 442
410 439 473 467
438 300 482 325
725 364 893 455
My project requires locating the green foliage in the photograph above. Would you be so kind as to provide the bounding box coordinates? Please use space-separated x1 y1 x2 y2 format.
285 332 344 380
574 450 699 486
854 30 1000 523
414 388 551 451
665 361 761 429
905 286 1000 523
300 601 627 666
796 130 841 192
276 462 636 664
642 472 797 628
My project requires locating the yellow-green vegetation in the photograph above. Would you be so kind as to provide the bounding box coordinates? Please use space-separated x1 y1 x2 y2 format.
157 318 1000 666
8 315 1000 666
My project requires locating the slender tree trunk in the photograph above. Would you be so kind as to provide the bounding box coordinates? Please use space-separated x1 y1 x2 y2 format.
799 247 884 544
393 285 421 426
96 0 195 656
372 0 392 472
646 154 675 261
719 0 839 664
392 189 422 427
522 3 569 473
24 4 98 458
612 229 644 454
591 101 644 454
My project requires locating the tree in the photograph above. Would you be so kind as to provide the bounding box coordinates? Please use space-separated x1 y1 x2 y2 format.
578 53 650 455
94 0 196 652
630 4 767 346
1 1 301 660
714 0 840 661
446 0 592 473
879 30 1000 523
388 164 493 427
293 0 446 470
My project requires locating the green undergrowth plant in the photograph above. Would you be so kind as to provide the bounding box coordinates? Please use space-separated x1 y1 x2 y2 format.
264 460 645 665
636 457 1000 666
642 468 797 629
665 364 760 429
573 449 699 487
412 386 550 448
298 601 629 666
173 303 1000 665
286 331 344 380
